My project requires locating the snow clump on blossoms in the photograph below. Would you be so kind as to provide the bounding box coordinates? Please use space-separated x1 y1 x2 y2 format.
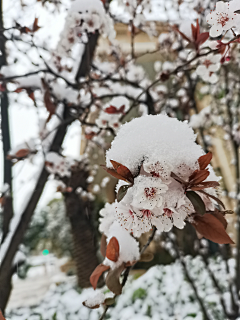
103 115 219 237
56 0 115 56
206 1 238 38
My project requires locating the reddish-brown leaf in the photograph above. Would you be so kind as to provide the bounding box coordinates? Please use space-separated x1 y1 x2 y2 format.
105 105 118 114
110 160 134 184
44 90 56 122
198 190 225 209
191 23 197 41
15 148 30 159
190 181 220 191
26 89 35 101
0 196 5 206
20 26 31 34
105 105 125 114
196 32 209 46
119 105 125 113
32 18 41 32
15 88 24 93
211 211 228 229
106 237 119 262
189 170 209 185
192 214 234 244
198 152 212 170
90 264 110 290
102 167 130 183
0 83 6 92
0 310 6 320
100 234 107 257
105 263 125 295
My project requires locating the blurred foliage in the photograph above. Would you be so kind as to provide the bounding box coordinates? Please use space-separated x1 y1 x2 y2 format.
23 198 73 258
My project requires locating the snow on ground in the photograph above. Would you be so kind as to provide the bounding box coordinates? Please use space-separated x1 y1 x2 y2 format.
6 255 234 320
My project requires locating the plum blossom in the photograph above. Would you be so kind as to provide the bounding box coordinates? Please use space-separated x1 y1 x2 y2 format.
102 115 220 238
143 160 173 183
196 53 221 84
131 176 168 210
206 1 237 37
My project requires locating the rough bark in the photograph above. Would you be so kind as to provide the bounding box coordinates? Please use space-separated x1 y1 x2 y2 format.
64 165 99 287
0 0 13 243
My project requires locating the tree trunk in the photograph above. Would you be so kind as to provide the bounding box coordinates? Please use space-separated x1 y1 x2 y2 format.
0 0 13 243
64 164 99 288
0 107 73 312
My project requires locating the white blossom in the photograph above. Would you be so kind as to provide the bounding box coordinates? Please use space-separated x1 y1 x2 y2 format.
131 176 168 210
196 54 221 84
206 1 237 37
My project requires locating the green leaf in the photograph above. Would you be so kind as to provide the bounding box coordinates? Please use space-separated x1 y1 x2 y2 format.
186 191 206 215
117 185 130 202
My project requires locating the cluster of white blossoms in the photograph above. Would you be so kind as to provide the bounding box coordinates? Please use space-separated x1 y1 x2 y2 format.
56 0 115 56
194 0 240 84
95 96 130 132
45 152 75 177
99 115 219 238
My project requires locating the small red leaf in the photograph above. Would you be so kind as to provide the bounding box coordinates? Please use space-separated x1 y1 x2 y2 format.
196 32 209 46
105 105 118 114
191 23 197 41
198 152 212 170
104 105 125 114
119 105 125 113
192 214 234 244
90 264 110 290
189 170 210 185
102 167 130 183
32 18 41 32
15 148 30 158
7 148 30 160
110 160 134 184
0 310 6 320
106 237 119 262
